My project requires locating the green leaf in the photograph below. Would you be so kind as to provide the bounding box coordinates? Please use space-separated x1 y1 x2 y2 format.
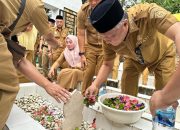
47 116 53 122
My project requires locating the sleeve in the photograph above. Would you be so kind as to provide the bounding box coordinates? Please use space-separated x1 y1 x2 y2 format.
77 8 86 30
55 51 66 66
29 3 51 36
148 3 178 34
103 42 116 61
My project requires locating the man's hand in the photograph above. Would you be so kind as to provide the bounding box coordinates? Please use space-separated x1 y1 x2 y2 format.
16 58 70 103
80 55 87 68
84 83 99 106
150 90 178 116
44 82 70 103
85 83 99 98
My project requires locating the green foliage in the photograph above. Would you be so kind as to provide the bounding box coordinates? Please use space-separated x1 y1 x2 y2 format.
46 116 54 122
118 0 180 13
141 0 180 13
83 96 97 107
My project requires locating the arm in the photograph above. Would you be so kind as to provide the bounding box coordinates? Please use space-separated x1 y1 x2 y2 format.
77 28 87 68
78 28 86 53
43 32 59 48
77 7 88 68
17 58 70 102
161 22 180 102
48 53 64 78
150 22 180 115
85 59 114 97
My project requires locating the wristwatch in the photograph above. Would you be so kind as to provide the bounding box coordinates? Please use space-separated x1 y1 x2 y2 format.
79 52 85 56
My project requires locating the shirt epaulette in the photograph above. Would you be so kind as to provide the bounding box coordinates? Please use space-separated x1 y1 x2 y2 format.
127 3 150 21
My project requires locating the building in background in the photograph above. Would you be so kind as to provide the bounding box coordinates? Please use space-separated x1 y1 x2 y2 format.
43 0 82 35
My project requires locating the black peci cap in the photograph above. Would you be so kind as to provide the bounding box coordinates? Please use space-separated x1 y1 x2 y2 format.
48 18 55 24
56 15 63 20
90 0 124 33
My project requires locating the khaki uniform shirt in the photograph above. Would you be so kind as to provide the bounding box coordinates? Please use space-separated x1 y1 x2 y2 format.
0 0 50 36
103 3 178 66
52 26 68 52
77 2 103 45
51 27 68 65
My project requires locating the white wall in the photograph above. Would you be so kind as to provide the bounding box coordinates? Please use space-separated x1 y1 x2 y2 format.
44 0 82 19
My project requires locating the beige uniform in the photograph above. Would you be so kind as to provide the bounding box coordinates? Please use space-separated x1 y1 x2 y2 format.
103 3 177 96
51 27 69 65
0 0 50 128
41 40 50 77
77 2 104 93
50 27 68 80
33 33 42 67
54 52 83 90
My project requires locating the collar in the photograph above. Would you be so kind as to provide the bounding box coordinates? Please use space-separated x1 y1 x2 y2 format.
56 27 62 32
122 13 139 43
127 13 139 34
56 26 66 32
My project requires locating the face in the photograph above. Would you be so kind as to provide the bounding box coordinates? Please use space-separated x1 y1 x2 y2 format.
90 0 101 8
56 19 64 29
66 38 75 50
100 20 129 46
48 22 55 27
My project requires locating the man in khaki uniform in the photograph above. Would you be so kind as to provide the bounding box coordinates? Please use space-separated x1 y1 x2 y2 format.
150 13 180 116
85 0 180 98
33 33 42 67
50 15 68 79
0 0 70 129
77 0 104 94
39 18 55 78
51 15 69 66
